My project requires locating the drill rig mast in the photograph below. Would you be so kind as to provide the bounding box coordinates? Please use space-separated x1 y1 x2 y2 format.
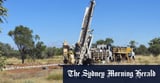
75 0 96 65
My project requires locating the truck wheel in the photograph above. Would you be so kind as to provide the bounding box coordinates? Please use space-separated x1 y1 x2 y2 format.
64 59 68 64
83 58 93 65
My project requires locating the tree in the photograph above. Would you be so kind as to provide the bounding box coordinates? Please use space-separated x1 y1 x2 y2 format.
0 42 14 57
129 40 137 49
55 47 62 56
136 44 149 55
34 41 46 59
44 47 62 58
0 0 7 24
96 38 114 45
8 25 35 64
148 37 160 56
91 43 96 48
104 38 114 45
96 39 105 45
26 34 46 60
148 37 160 46
0 0 7 70
0 44 6 70
45 47 55 58
0 53 6 71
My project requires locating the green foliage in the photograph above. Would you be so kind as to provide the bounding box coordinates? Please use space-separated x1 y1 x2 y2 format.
148 45 160 56
96 39 104 45
96 38 114 45
129 40 137 49
0 51 6 71
0 43 6 70
44 47 62 58
0 0 7 24
0 0 7 70
9 50 20 58
8 25 48 62
45 47 55 58
104 38 114 45
34 41 46 59
136 44 149 55
91 43 96 48
148 37 160 46
8 25 36 64
148 37 160 56
55 48 62 56
0 42 19 57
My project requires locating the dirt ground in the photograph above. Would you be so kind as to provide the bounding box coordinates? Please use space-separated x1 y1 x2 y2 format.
7 65 60 74
1 55 160 83
0 56 62 82
0 63 63 83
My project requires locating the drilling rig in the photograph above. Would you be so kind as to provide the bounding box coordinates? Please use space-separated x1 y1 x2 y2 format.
63 0 96 65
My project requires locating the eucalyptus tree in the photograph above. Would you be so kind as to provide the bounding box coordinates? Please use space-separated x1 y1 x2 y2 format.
8 25 35 64
148 37 160 56
0 0 7 70
0 0 7 24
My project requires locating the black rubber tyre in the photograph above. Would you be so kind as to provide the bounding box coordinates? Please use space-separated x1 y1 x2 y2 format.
83 58 93 65
63 59 68 64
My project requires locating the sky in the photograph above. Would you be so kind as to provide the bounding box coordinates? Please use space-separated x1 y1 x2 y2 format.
0 0 160 48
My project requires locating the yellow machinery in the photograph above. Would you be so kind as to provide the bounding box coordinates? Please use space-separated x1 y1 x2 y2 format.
62 0 134 64
90 46 134 63
63 0 96 65
63 41 69 64
63 41 75 65
112 47 132 62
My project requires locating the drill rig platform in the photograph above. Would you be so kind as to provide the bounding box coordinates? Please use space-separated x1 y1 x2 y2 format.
63 0 96 65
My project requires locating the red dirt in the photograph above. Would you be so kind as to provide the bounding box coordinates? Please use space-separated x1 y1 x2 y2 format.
7 65 61 74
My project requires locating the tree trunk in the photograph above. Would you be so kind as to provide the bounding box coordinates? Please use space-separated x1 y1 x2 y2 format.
21 53 25 64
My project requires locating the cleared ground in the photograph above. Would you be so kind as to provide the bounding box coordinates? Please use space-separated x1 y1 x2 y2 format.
1 55 160 83
0 68 62 83
1 56 63 83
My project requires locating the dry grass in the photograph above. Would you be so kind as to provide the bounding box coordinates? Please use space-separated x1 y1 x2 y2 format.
0 69 63 83
135 55 160 65
46 69 63 80
36 56 63 64
99 55 160 65
7 55 160 65
6 56 63 65
1 56 63 83
1 55 160 83
6 57 22 65
0 77 62 83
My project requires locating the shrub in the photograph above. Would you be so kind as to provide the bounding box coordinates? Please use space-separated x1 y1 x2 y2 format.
0 51 6 71
47 71 62 80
